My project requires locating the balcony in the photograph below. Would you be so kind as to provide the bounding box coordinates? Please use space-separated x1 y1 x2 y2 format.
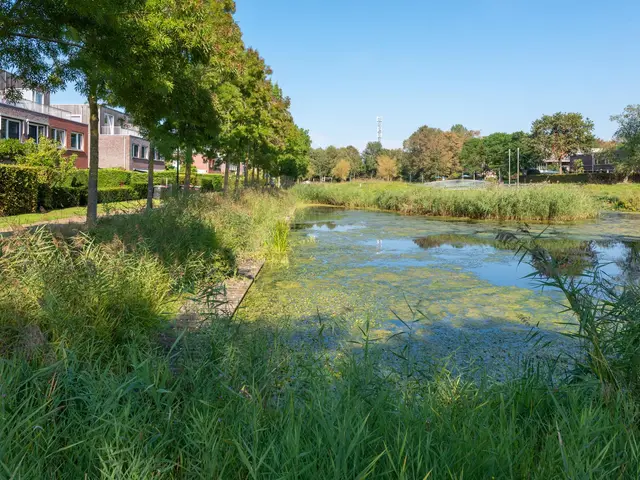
100 125 142 136
0 95 81 121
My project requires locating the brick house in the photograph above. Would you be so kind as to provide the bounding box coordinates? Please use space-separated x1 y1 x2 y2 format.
0 71 88 168
53 103 164 171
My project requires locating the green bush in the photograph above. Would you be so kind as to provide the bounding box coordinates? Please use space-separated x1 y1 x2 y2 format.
131 182 149 199
68 169 136 188
524 173 640 184
97 186 137 204
0 164 39 216
38 185 87 210
200 174 224 191
0 139 28 162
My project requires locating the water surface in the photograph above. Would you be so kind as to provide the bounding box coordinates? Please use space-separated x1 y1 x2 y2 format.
239 208 640 377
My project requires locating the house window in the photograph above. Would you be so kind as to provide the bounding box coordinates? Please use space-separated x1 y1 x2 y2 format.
140 146 147 159
34 91 44 104
1 118 21 139
70 132 83 150
28 124 45 143
52 128 66 147
132 144 139 158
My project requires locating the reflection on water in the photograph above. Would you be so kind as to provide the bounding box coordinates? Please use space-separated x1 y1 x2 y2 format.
239 208 640 377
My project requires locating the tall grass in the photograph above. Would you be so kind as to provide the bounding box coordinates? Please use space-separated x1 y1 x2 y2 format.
0 190 294 358
2 189 640 478
292 182 600 221
1 309 639 478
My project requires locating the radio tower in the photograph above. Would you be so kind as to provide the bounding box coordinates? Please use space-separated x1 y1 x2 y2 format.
376 116 383 145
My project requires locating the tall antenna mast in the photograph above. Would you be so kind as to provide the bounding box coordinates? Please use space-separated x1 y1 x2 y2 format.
376 116 383 144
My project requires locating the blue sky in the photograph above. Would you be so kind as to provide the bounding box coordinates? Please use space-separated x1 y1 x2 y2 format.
52 0 640 150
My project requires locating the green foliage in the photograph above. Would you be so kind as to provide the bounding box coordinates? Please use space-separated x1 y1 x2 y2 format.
0 164 40 215
611 105 640 176
0 228 173 354
574 159 585 173
460 131 539 175
531 112 596 172
361 141 382 176
292 182 599 221
200 174 224 192
0 139 28 161
97 186 143 204
15 138 76 185
402 126 464 180
38 185 87 211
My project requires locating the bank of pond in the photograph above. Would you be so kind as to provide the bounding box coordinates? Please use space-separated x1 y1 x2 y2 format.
1 190 639 478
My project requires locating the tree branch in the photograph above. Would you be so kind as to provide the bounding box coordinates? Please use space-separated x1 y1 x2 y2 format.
0 31 82 48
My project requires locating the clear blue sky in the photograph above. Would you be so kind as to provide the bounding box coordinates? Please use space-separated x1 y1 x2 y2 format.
52 0 640 150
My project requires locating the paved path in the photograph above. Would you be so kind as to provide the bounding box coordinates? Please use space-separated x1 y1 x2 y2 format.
0 215 87 235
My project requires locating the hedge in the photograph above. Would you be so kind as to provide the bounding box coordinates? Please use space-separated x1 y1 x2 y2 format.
0 164 40 216
98 186 146 204
523 173 640 184
38 185 87 211
200 174 224 192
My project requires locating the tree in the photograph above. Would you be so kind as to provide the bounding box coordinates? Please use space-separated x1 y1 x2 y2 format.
403 126 462 180
276 126 311 179
450 124 480 140
376 155 397 181
530 112 596 174
331 159 350 181
361 141 382 177
338 146 361 177
610 105 640 179
0 0 158 225
459 137 486 174
309 148 332 179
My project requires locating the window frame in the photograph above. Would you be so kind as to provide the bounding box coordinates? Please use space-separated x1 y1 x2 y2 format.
132 143 140 158
140 145 147 159
1 118 21 139
52 128 66 147
28 123 45 143
70 132 83 151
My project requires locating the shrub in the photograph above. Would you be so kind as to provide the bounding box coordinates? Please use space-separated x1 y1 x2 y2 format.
67 168 133 188
38 185 87 210
0 138 28 161
0 164 39 215
97 186 137 204
200 174 224 192
15 138 76 186
131 182 149 199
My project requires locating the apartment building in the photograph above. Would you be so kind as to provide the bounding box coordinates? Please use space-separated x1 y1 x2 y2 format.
0 71 88 168
53 103 164 171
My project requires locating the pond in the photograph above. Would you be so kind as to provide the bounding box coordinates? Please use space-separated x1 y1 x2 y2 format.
237 208 640 378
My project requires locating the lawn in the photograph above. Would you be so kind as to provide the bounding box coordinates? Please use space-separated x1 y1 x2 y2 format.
0 199 160 228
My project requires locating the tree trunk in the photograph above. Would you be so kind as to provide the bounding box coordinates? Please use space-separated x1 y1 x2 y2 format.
234 159 241 191
175 148 180 190
244 160 249 187
223 157 230 195
251 165 255 183
146 142 154 210
184 147 193 190
86 90 99 227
